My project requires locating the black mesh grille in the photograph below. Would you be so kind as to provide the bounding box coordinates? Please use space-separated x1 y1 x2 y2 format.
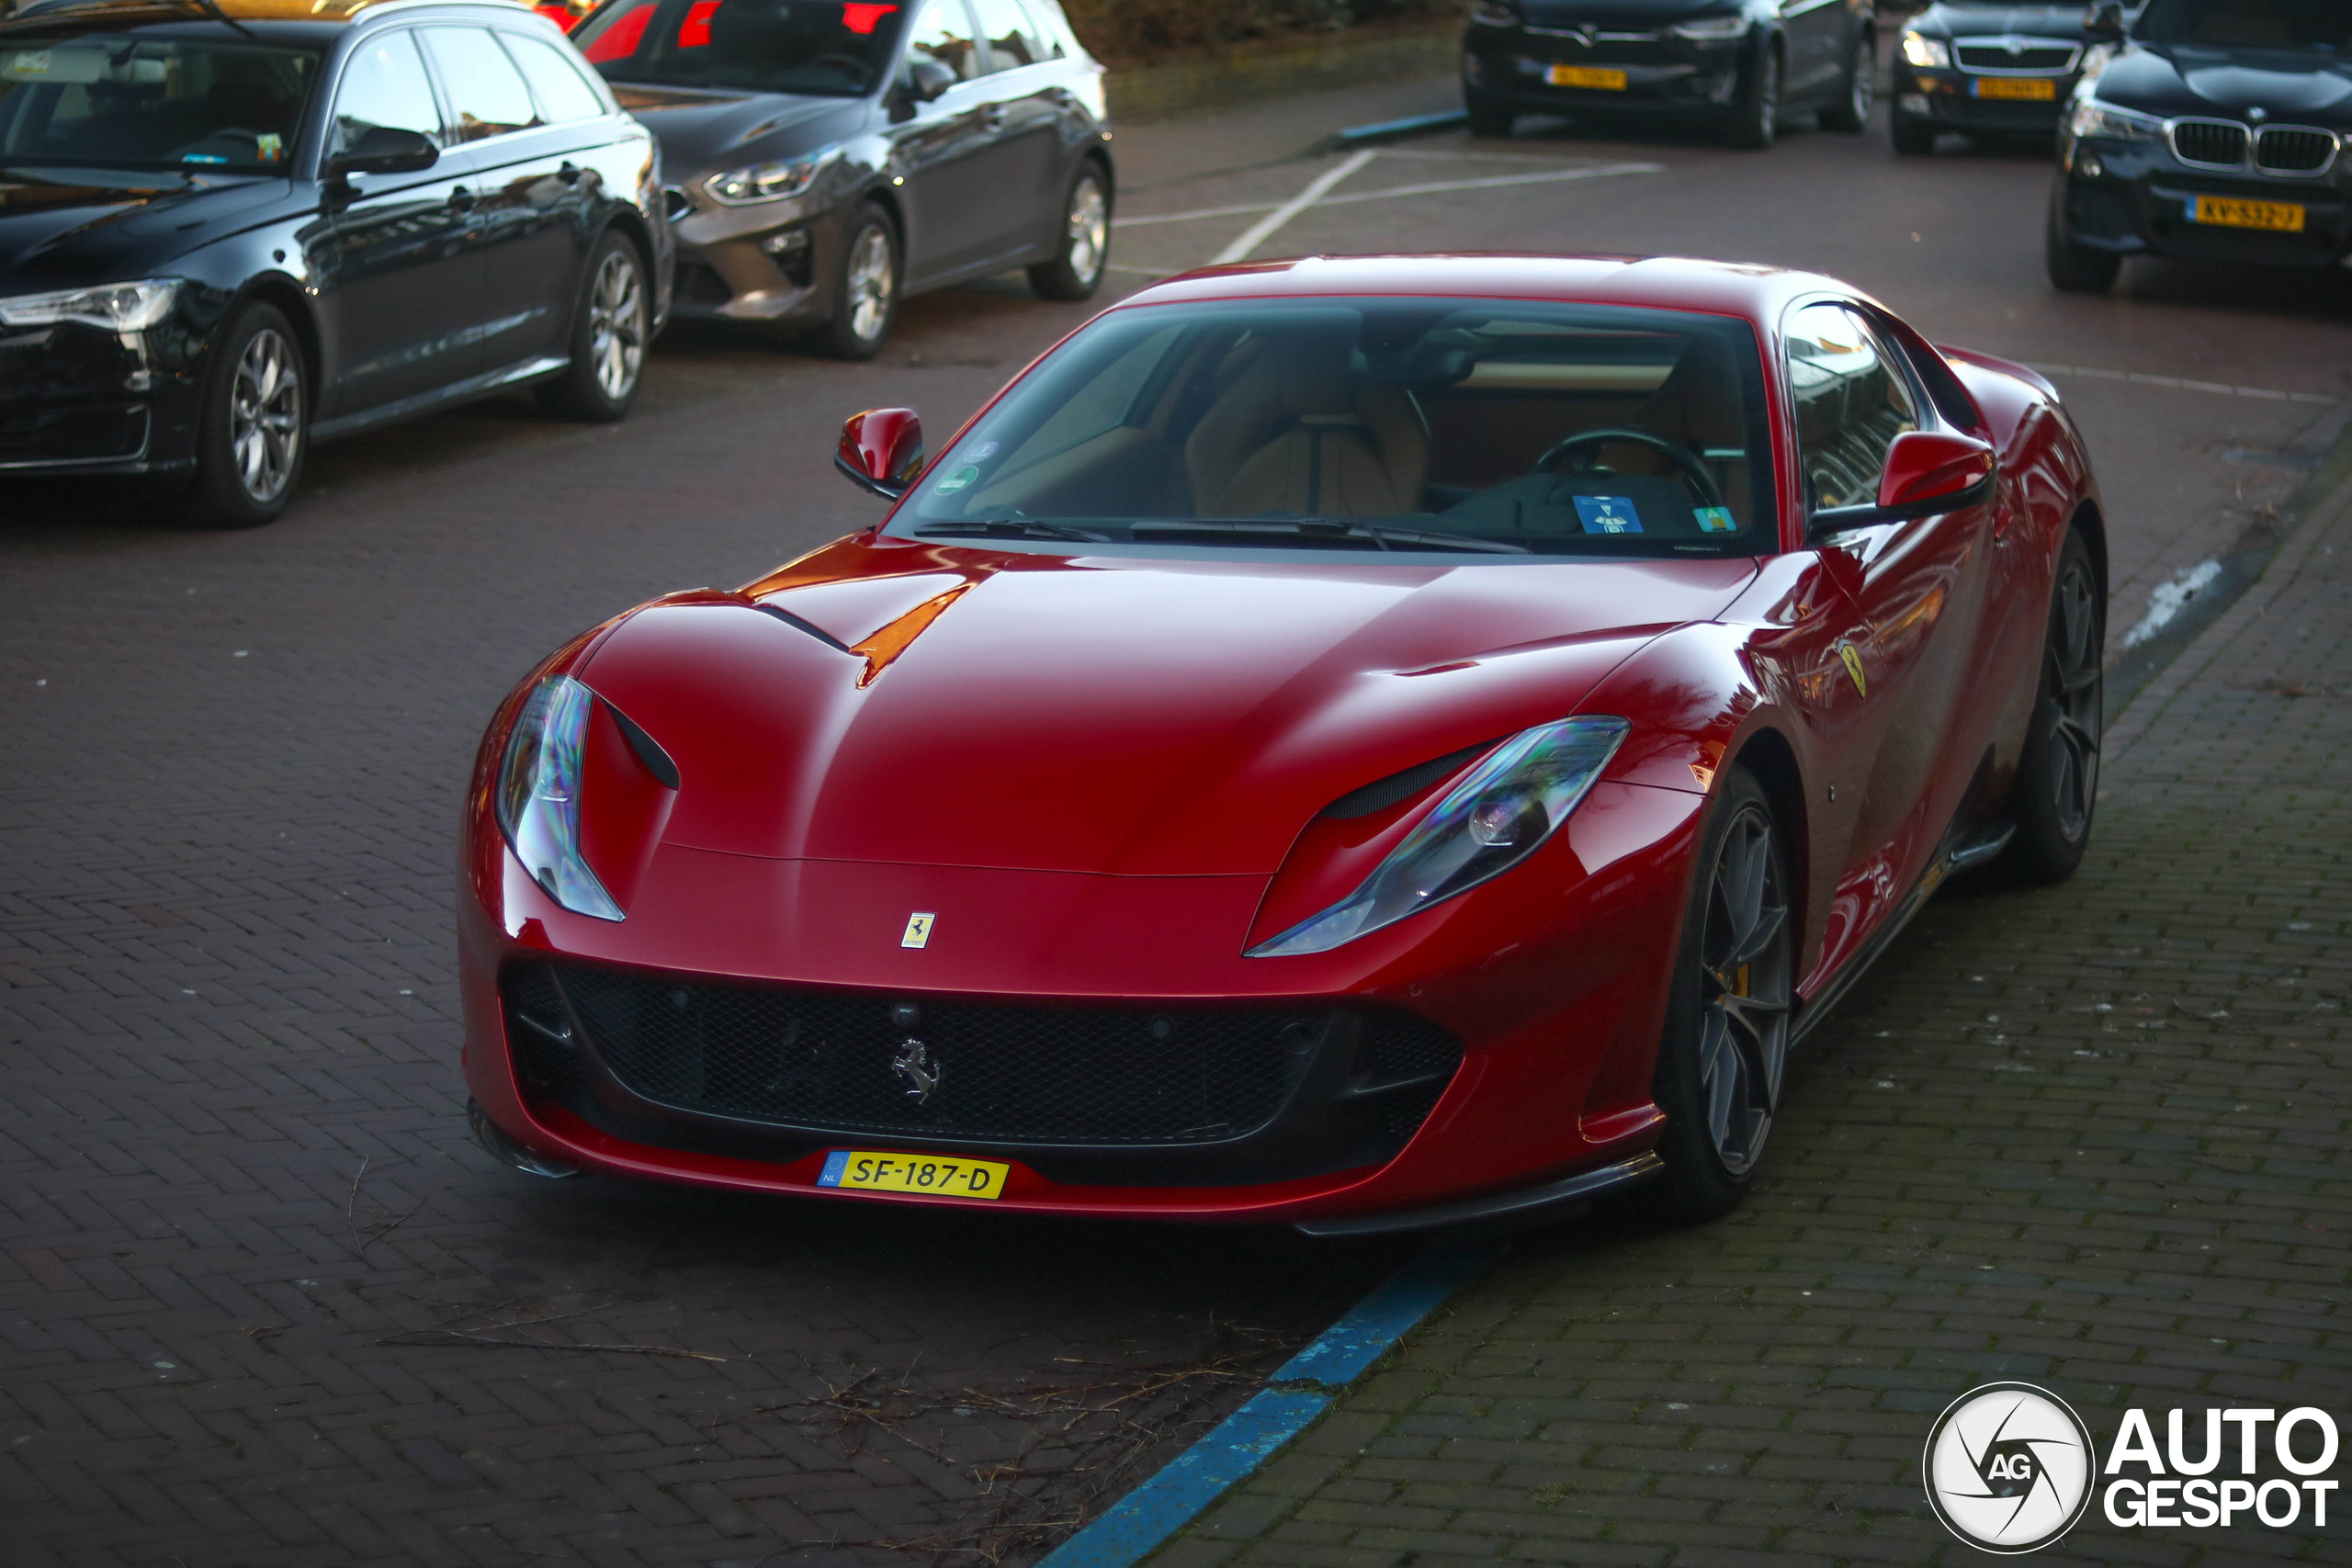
504 964 582 1100
2170 119 2249 168
0 403 146 463
2256 127 2335 175
1955 42 2075 72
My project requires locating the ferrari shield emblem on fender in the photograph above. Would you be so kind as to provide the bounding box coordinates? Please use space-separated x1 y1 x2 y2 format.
900 912 934 949
1837 639 1868 697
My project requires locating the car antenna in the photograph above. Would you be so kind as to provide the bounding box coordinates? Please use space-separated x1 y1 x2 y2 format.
175 0 258 39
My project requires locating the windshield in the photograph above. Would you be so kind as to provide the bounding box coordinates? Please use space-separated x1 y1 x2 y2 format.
574 0 904 96
0 30 318 172
888 298 1780 560
2135 0 2350 52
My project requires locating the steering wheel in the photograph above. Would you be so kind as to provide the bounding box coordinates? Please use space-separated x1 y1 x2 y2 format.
1533 426 1724 510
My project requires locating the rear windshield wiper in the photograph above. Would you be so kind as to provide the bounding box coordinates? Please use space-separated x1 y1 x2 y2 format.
911 519 1109 543
1129 518 1529 554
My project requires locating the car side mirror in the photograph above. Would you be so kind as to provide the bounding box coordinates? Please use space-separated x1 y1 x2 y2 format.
904 58 956 103
2084 0 2126 40
836 408 923 501
1810 430 1996 535
327 126 439 179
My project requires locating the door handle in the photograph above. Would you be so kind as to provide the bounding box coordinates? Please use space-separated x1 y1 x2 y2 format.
447 186 477 212
558 161 582 186
981 105 1009 130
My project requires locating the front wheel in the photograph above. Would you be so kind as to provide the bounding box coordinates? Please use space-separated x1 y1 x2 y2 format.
1464 91 1516 138
189 300 307 528
1891 112 1937 155
2046 203 2122 294
1820 34 1873 132
820 202 899 360
1027 164 1110 301
2000 530 2104 884
537 229 650 422
1651 767 1794 1222
1727 45 1781 150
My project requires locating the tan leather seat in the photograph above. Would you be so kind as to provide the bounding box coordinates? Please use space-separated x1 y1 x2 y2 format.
1184 323 1430 517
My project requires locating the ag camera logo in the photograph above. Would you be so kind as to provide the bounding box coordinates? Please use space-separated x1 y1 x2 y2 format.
1924 1383 2097 1552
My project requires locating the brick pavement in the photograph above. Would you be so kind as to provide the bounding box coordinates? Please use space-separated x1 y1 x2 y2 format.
1157 485 2352 1564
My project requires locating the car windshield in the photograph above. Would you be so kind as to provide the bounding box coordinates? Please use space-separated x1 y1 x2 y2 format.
574 0 904 96
2136 0 2350 52
888 298 1780 560
0 28 318 173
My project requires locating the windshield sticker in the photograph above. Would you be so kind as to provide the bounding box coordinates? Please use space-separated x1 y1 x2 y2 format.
960 440 999 462
6 48 105 84
933 464 981 496
1693 506 1737 533
1573 495 1643 535
257 133 284 164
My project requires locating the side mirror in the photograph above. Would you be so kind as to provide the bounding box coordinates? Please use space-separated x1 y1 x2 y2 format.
1810 430 1996 535
327 126 439 179
905 58 956 102
836 408 923 501
2084 0 2126 39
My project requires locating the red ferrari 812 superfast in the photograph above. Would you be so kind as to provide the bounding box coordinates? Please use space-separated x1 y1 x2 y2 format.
459 255 2106 1235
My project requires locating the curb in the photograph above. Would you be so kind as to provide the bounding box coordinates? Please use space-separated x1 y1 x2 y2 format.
1034 1244 1499 1568
1305 109 1470 157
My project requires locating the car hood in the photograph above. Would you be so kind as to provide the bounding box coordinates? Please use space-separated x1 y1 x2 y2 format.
2094 43 2352 119
1515 0 1733 27
0 169 288 288
608 84 865 175
1911 5 2100 40
577 541 1758 875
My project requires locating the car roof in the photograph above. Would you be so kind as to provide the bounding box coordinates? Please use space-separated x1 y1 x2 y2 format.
2 0 534 28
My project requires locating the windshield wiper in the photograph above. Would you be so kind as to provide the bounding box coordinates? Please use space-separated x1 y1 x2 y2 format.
174 0 257 38
1129 518 1529 554
912 519 1110 543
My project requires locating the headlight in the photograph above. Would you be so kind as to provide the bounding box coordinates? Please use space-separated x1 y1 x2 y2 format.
1248 716 1630 957
2069 96 2163 141
1900 33 1950 68
1669 14 1751 41
0 278 179 331
496 674 624 921
704 145 839 205
1469 1 1518 26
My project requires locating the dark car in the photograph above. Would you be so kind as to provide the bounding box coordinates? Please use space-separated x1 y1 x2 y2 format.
571 0 1111 359
1891 3 2140 154
0 0 672 525
1460 0 1878 149
2049 0 2351 290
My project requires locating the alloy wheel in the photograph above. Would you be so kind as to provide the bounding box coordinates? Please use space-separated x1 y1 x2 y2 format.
1065 176 1108 288
845 223 895 344
2044 559 2103 840
588 249 647 403
1849 41 1873 123
230 326 301 504
1694 803 1792 1177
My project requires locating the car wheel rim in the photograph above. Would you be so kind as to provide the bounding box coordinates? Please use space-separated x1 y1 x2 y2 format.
2044 558 2103 840
1694 802 1792 1178
1759 53 1780 128
589 248 646 402
230 326 300 504
846 223 894 344
1066 176 1107 284
1850 44 1872 121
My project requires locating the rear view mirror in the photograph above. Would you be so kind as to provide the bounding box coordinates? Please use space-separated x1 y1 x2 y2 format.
906 59 956 102
2084 0 2126 40
327 126 439 179
1810 430 1996 535
836 408 923 501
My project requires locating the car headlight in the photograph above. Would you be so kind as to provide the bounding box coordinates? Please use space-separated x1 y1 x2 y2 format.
1900 33 1950 68
1469 0 1518 25
0 278 180 331
1669 14 1751 41
496 674 624 921
2069 96 2163 141
704 145 839 205
1248 716 1630 958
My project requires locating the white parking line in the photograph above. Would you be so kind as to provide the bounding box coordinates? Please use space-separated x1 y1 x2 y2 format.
2028 361 2339 405
1210 150 1377 265
1115 157 1665 234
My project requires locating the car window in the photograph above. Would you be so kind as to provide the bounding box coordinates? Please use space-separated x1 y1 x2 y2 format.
0 31 318 171
500 32 607 122
902 0 980 83
574 0 906 96
420 26 542 143
332 28 444 154
1785 302 1918 513
984 324 1182 476
968 0 1046 69
2135 0 2351 53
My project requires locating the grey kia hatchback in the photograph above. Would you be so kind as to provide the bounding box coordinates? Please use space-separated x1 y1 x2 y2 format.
572 0 1112 357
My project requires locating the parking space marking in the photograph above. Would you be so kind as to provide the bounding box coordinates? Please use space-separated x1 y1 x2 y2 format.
1211 149 1378 264
1117 156 1665 236
2028 360 2340 404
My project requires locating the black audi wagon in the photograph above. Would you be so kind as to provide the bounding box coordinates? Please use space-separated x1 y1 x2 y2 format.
0 0 672 525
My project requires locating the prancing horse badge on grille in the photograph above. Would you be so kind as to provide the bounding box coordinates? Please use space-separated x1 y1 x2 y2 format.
891 1038 940 1104
900 911 934 949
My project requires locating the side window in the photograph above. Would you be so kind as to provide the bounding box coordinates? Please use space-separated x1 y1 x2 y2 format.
1785 302 1917 513
331 29 444 154
501 33 607 123
968 0 1046 69
902 0 980 84
420 26 540 143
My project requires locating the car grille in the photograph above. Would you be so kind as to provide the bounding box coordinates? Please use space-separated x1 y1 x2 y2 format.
1954 39 2076 73
0 403 147 466
2255 126 2337 175
2170 118 2250 169
505 962 1463 1151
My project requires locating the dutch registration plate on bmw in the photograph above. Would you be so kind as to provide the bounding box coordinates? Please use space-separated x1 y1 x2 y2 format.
2188 195 2306 232
1547 63 1627 90
817 1149 1009 1198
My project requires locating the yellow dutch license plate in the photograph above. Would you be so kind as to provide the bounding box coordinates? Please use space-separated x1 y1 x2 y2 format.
817 1149 1010 1199
2189 195 2306 232
1970 76 2056 101
1547 63 1628 90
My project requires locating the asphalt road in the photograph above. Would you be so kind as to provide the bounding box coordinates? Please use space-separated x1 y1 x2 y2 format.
4 70 2351 1568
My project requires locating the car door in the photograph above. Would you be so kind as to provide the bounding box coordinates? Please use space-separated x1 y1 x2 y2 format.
417 24 589 376
304 26 483 417
1776 0 1843 98
887 0 1000 285
958 0 1069 265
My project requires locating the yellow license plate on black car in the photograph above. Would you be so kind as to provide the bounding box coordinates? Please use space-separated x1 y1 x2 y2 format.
2188 195 2306 232
1970 76 2056 100
817 1149 1009 1198
1548 63 1627 90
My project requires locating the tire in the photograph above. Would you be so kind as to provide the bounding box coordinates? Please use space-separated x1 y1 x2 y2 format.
1464 91 1516 138
1820 33 1873 132
819 201 899 361
1027 163 1110 301
187 299 307 528
2000 530 2103 884
1727 43 1781 150
536 228 650 422
1891 111 1937 155
1650 766 1795 1223
2045 203 2122 294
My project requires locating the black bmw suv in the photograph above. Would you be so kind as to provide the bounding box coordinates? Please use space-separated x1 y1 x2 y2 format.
2050 0 2352 290
0 0 672 525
